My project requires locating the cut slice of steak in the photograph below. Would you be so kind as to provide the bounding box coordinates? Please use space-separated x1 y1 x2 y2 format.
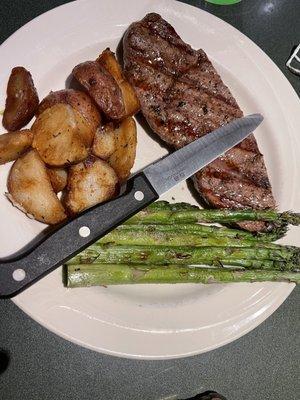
123 13 276 231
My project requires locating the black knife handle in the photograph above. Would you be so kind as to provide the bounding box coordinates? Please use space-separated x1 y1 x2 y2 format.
0 173 158 298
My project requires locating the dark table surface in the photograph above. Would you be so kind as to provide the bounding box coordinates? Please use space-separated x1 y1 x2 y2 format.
0 1 299 399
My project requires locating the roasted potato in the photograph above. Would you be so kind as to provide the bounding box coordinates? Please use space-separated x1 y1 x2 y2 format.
92 123 116 160
73 106 95 147
0 129 33 164
72 61 125 120
64 156 119 214
47 167 68 193
7 149 66 224
107 117 137 182
32 103 91 166
3 67 39 131
97 49 140 117
37 89 101 133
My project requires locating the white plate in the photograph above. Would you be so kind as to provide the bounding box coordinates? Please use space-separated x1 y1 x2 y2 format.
0 0 299 359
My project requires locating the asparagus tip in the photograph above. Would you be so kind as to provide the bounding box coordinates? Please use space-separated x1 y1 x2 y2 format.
280 211 300 226
292 248 300 269
262 222 289 241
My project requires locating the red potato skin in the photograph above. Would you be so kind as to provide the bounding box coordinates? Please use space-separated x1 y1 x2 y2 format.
72 61 125 120
3 67 39 131
37 89 101 132
97 48 140 117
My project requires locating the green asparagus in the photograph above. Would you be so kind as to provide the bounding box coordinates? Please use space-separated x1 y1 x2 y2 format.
126 201 299 229
67 244 300 271
64 202 300 288
65 264 300 287
115 223 283 242
99 226 280 248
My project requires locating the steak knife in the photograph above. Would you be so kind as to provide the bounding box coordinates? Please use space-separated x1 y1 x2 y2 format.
0 114 263 298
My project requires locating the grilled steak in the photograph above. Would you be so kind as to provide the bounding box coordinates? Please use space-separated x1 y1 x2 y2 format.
123 13 276 231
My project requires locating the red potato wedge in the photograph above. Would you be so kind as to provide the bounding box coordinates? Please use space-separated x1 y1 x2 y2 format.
37 89 101 133
3 67 39 131
7 149 66 224
64 156 119 214
0 129 33 164
107 117 137 182
92 123 116 160
47 167 68 193
72 61 125 120
32 104 90 166
97 49 140 117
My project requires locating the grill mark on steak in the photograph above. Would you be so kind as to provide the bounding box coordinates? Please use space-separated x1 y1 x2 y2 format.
134 52 240 117
123 13 276 231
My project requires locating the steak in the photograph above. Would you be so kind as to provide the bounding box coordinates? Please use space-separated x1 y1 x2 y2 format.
123 13 276 231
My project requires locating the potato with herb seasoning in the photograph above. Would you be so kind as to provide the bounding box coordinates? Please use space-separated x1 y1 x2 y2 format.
47 167 68 193
97 48 140 118
37 89 101 133
3 67 39 131
7 149 66 224
64 156 119 214
92 123 116 160
0 129 33 164
107 117 137 182
32 103 92 166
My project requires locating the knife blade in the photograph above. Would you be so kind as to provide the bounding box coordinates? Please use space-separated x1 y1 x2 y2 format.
0 114 263 297
144 113 263 195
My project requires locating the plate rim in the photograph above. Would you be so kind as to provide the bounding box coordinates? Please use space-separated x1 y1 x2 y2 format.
13 282 295 360
0 0 298 359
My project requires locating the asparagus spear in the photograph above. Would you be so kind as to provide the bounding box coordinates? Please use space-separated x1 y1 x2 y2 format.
67 244 300 271
126 201 299 229
116 224 282 242
99 227 280 248
67 251 280 269
65 264 300 287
